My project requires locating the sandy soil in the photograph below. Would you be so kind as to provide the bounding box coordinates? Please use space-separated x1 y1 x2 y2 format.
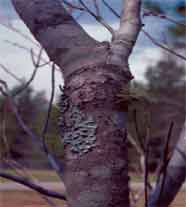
0 189 185 207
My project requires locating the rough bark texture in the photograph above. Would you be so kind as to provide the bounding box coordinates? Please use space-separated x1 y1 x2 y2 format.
11 0 142 206
59 64 131 207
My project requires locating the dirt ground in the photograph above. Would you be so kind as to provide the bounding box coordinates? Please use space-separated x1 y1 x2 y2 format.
0 190 185 207
0 191 66 207
135 190 186 207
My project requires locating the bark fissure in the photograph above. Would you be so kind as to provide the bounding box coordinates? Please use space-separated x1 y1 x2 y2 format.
11 0 142 206
60 65 130 206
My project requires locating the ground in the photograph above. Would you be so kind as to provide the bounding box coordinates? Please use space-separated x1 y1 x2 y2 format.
0 170 185 207
0 190 185 207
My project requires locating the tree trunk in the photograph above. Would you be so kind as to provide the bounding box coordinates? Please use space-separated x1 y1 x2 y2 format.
11 0 142 206
59 63 131 207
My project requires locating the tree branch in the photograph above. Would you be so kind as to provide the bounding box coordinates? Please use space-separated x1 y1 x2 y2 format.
142 29 186 61
78 0 115 37
148 120 186 207
107 0 142 70
0 171 66 201
11 0 101 79
2 159 60 207
0 79 63 180
102 0 186 62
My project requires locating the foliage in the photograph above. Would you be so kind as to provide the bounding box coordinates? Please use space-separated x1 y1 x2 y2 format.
145 58 185 92
124 55 186 171
143 0 164 14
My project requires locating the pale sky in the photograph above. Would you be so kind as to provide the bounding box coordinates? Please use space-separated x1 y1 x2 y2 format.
1 0 183 100
0 19 163 99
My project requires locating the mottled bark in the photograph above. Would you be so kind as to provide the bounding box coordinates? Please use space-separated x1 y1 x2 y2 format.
59 64 131 207
12 0 142 206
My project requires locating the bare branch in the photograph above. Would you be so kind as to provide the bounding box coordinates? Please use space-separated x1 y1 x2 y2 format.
127 133 144 156
148 121 186 207
2 159 60 207
107 0 142 69
62 0 84 11
133 109 145 153
39 64 64 180
93 0 101 18
0 171 66 200
11 0 98 79
142 29 186 61
0 22 40 47
102 0 120 18
143 9 186 27
157 122 174 203
41 64 55 138
101 0 186 62
144 142 150 207
5 40 52 66
12 64 38 96
0 80 63 180
78 0 115 37
0 63 23 83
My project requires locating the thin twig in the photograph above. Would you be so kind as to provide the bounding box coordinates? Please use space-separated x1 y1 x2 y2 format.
4 40 49 65
0 171 66 200
0 63 23 83
0 80 63 180
101 0 186 62
143 9 186 27
128 133 144 156
144 142 150 207
93 0 101 17
144 110 151 207
133 109 145 153
62 0 84 11
78 0 115 37
12 49 51 97
3 159 59 207
39 64 64 180
0 22 40 47
102 0 120 18
158 122 174 203
1 103 10 157
142 29 186 61
41 63 55 155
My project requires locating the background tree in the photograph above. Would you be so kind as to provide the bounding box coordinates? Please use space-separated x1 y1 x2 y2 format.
0 0 185 207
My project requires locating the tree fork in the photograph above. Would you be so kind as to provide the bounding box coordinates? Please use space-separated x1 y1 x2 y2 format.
11 0 142 206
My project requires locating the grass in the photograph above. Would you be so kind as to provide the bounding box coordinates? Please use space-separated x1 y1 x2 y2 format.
129 173 156 183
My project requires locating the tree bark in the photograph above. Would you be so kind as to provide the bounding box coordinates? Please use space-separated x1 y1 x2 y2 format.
11 0 142 206
148 120 186 207
59 64 131 207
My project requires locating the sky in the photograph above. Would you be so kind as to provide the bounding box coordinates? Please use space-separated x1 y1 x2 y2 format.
0 0 185 99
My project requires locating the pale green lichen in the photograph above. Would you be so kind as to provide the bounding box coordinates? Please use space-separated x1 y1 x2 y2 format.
59 93 97 155
63 107 97 155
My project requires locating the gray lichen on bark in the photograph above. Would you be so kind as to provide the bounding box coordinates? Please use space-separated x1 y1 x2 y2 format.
59 92 97 156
